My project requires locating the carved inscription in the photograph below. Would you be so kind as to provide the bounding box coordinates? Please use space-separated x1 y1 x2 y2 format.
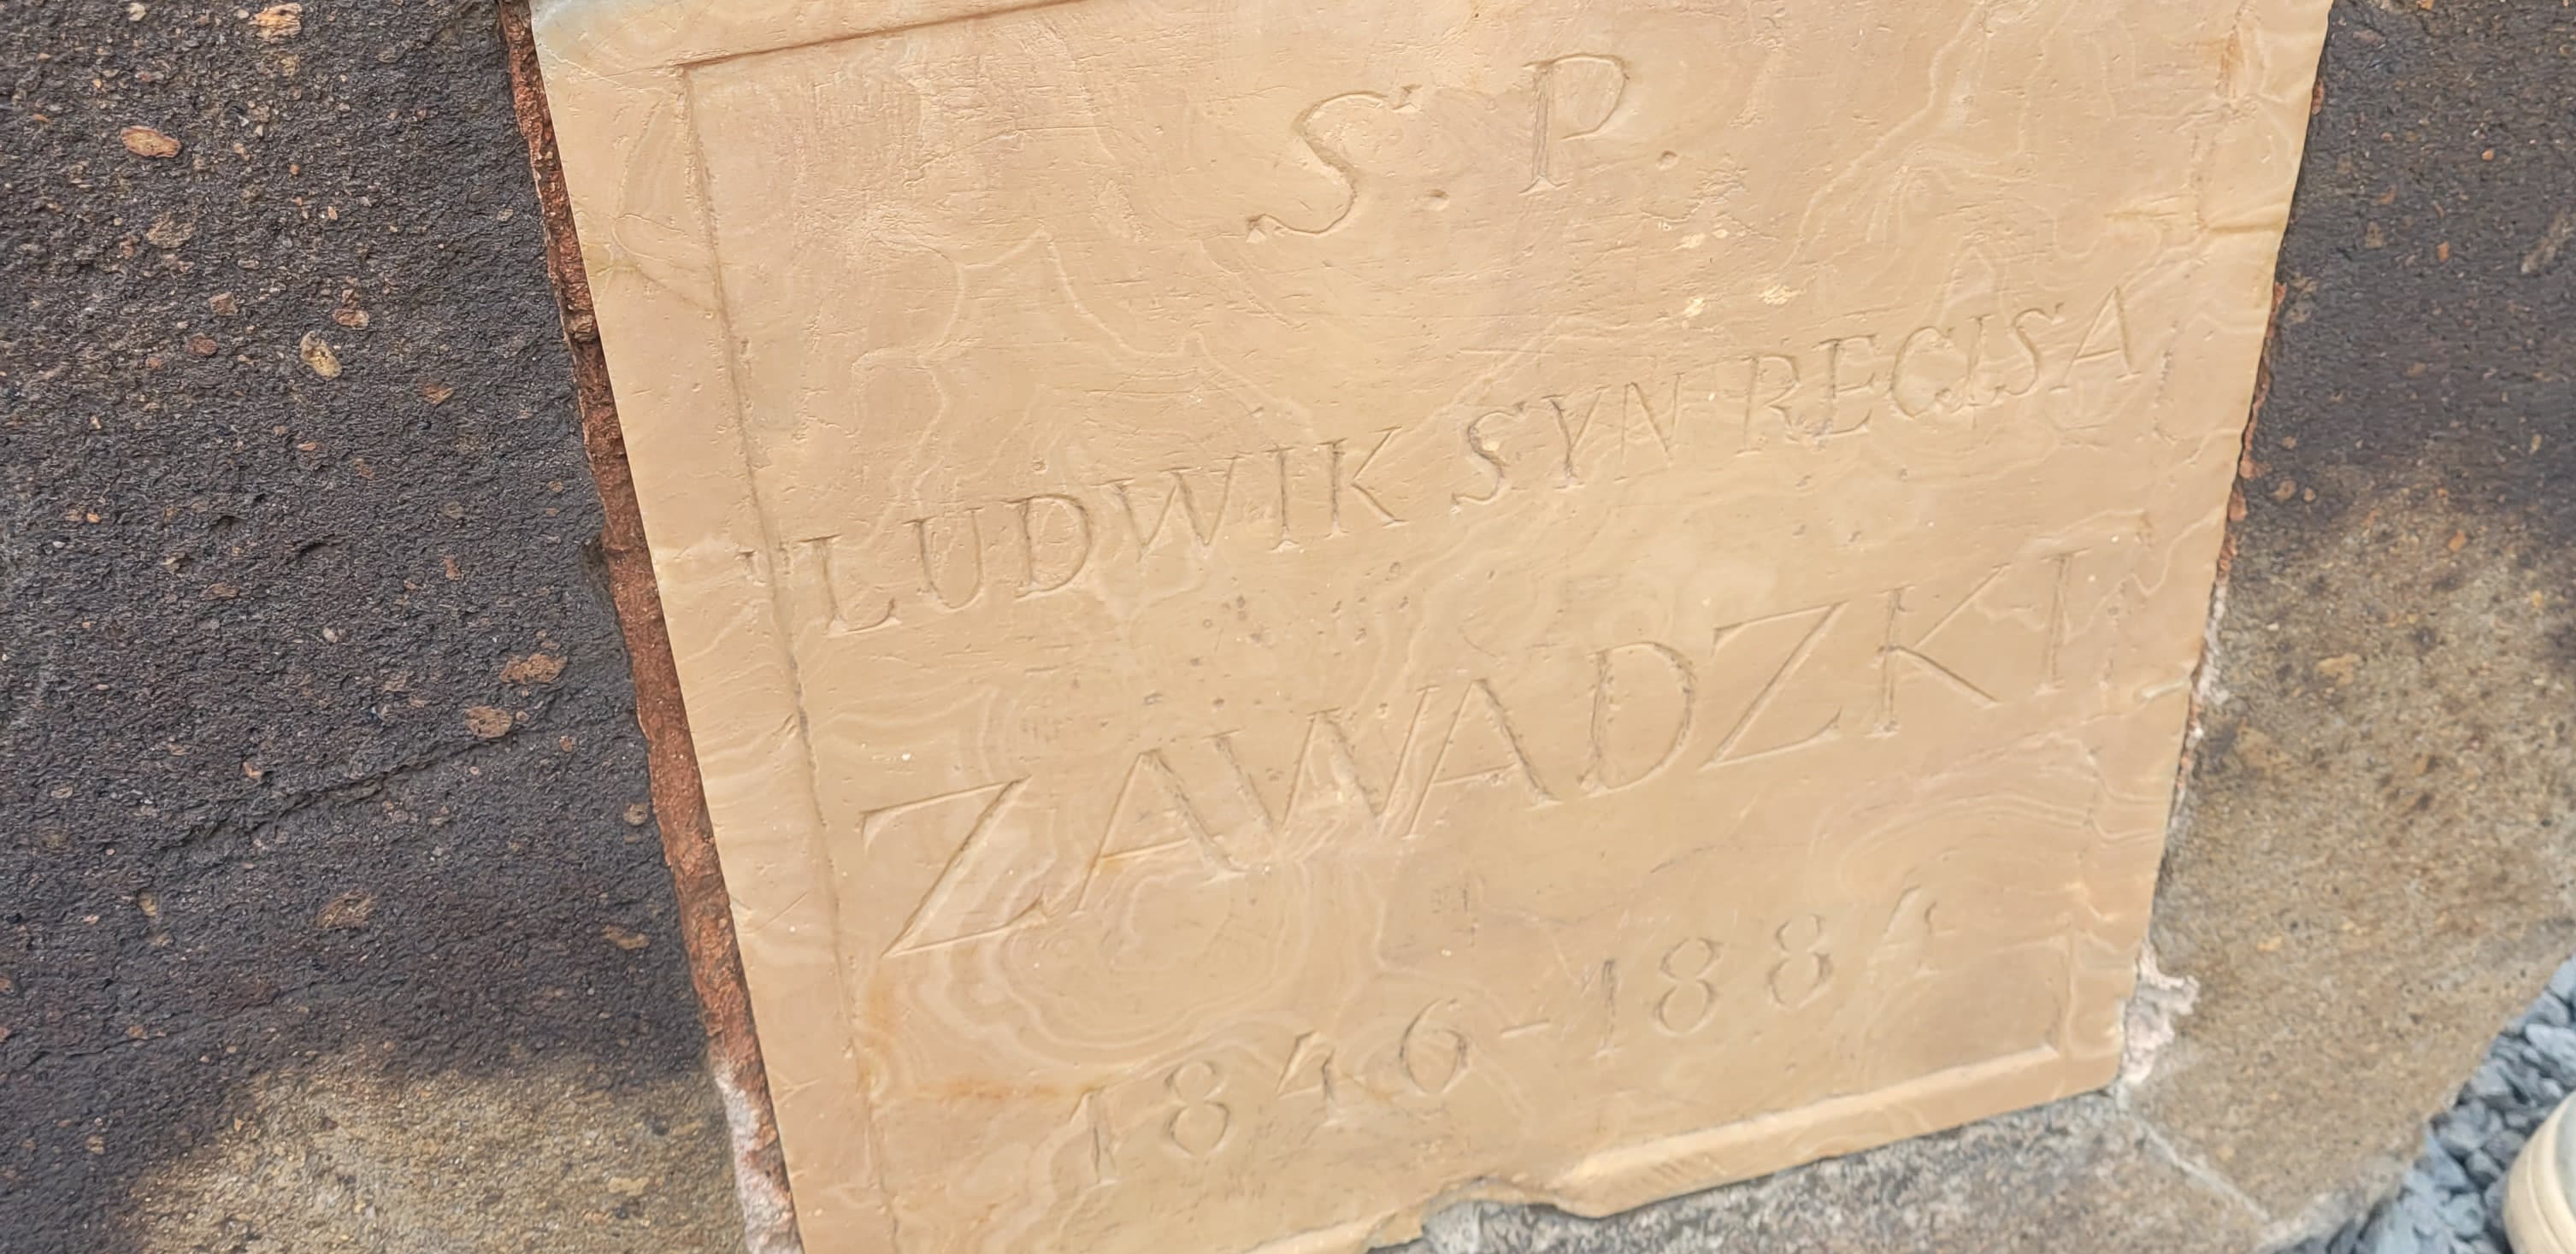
772 290 2139 636
1049 876 1955 1190
834 547 2091 957
1248 46 1633 239
566 0 2322 1242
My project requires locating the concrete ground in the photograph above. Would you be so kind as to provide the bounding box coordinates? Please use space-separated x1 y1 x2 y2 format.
0 3 746 1250
1 1 2569 1252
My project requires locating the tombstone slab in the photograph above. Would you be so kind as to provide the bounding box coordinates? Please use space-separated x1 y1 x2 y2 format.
530 2 2330 1251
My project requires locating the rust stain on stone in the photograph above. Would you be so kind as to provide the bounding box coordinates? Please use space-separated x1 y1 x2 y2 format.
497 6 802 1251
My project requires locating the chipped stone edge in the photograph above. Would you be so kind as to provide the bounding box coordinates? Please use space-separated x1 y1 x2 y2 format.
2119 942 2202 1090
2162 276 2284 833
2147 279 2285 984
498 6 804 1251
2102 280 2290 1242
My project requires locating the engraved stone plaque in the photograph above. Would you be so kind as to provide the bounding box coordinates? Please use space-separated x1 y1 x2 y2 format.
532 2 2330 1250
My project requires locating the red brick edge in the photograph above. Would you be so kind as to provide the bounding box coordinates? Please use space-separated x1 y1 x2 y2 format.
497 7 802 1249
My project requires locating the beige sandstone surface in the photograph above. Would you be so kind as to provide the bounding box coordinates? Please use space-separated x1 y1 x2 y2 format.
531 2 2331 1251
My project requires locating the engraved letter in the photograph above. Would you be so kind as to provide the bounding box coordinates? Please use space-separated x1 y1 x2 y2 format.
1455 410 1512 506
1405 680 1559 835
1890 325 1963 419
866 779 1040 957
1621 375 1684 458
1877 571 2007 731
1700 603 1847 770
2065 286 2140 380
1957 311 1996 407
909 509 988 612
2041 549 2083 692
1583 641 1695 792
791 535 897 635
1105 458 1240 556
1012 493 1093 596
1821 333 1881 436
1269 444 1299 550
1251 90 1416 239
1205 695 1436 844
2000 306 2056 399
1079 750 1254 900
1742 353 1801 450
2050 288 2141 427
1327 428 1406 530
1528 55 1630 191
1546 391 1607 487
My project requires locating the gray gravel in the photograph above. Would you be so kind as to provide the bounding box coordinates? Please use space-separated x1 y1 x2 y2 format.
2279 958 2576 1254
